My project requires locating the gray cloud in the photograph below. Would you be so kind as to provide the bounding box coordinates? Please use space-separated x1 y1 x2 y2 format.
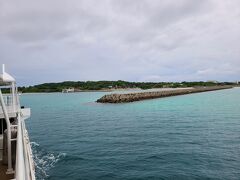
0 0 239 85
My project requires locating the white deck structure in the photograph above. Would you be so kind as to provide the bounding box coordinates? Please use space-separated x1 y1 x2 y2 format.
0 64 35 180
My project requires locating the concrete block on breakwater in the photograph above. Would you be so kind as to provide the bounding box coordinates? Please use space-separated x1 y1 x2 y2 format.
96 86 233 103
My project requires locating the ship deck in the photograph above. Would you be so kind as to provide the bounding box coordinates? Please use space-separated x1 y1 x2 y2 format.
0 162 14 180
0 135 14 180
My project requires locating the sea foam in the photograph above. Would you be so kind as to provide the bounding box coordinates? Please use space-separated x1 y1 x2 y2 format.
31 142 66 180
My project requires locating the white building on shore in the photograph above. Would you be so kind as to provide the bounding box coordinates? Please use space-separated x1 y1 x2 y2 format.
62 88 75 93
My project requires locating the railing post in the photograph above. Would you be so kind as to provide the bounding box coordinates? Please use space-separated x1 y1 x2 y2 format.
15 114 26 180
0 89 13 173
12 82 16 113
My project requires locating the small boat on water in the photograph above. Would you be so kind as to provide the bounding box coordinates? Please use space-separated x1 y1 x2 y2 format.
0 64 35 180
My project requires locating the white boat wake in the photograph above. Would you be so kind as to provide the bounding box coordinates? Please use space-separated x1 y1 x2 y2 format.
31 142 66 180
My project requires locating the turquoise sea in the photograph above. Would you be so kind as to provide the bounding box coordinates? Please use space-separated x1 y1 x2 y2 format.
21 88 240 180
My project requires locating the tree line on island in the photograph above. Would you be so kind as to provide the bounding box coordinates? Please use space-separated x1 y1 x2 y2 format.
16 80 238 93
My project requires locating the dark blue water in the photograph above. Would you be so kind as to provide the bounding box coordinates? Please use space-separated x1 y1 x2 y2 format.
21 88 240 180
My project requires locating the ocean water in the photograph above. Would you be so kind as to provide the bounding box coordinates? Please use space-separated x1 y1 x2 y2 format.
21 88 240 180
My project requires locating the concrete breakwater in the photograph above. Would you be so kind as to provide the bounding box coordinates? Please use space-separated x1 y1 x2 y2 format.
96 86 233 103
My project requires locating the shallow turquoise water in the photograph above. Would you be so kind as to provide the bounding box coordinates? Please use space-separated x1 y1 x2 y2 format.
21 88 240 180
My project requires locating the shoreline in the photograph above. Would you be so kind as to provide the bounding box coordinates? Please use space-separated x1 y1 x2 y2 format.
20 88 141 94
20 86 239 95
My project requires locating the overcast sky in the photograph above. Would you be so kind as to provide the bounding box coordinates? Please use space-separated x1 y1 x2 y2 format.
0 0 240 85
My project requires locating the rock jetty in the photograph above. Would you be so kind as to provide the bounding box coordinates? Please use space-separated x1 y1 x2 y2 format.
96 86 232 103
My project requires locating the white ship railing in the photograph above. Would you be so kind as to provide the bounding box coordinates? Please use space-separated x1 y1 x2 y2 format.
15 112 35 180
0 94 19 117
0 92 35 179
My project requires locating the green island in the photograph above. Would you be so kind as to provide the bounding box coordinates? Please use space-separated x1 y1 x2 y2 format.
16 80 239 93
